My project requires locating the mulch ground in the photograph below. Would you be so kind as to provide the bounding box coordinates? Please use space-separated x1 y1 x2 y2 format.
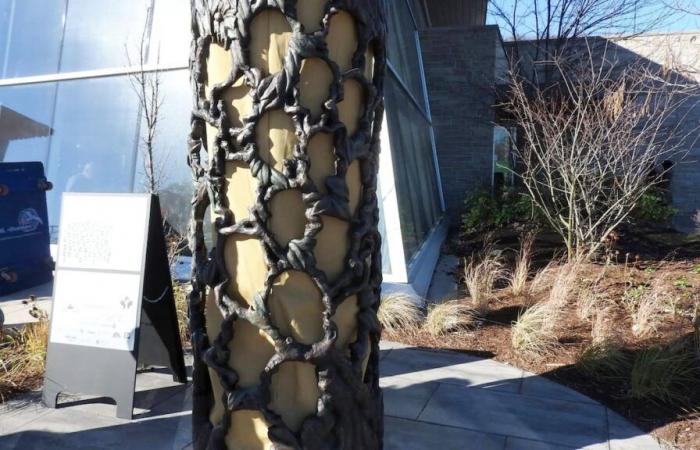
388 228 700 450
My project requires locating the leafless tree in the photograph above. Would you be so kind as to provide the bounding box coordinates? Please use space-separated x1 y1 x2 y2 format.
662 0 700 15
490 0 676 81
504 41 700 260
127 9 164 194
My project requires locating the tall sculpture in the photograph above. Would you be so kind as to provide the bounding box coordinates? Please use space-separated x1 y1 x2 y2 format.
187 1 386 448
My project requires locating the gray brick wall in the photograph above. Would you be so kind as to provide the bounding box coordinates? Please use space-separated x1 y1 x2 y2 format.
419 26 500 221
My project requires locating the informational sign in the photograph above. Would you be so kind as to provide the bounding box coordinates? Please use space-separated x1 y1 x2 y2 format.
43 193 186 419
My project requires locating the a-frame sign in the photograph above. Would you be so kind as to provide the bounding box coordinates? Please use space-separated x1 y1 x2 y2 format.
43 193 187 419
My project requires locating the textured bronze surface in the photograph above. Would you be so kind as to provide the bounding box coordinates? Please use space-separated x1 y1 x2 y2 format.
187 1 387 448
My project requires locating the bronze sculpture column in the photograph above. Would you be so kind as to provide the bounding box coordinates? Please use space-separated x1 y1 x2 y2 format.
187 1 386 448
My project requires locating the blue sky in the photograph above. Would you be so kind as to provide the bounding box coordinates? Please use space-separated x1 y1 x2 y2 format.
486 1 700 39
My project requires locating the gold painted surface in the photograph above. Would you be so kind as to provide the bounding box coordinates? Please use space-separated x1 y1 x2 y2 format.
307 132 335 194
204 291 275 419
338 79 363 136
364 47 374 81
222 235 268 306
226 410 273 450
314 215 349 282
256 110 297 173
269 362 320 432
203 7 365 446
299 58 333 118
297 0 326 32
207 44 253 128
269 189 306 247
250 10 292 75
327 11 357 72
269 271 324 345
332 295 359 349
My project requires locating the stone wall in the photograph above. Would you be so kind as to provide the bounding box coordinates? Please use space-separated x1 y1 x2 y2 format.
419 25 501 221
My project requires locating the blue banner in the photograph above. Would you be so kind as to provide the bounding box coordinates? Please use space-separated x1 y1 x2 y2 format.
0 162 53 296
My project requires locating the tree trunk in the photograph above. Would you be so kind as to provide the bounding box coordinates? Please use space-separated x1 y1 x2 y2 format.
187 1 386 449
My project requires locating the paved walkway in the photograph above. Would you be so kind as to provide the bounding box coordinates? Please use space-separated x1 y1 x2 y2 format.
0 341 661 450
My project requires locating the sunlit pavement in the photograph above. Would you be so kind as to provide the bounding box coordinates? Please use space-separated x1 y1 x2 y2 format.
0 341 661 450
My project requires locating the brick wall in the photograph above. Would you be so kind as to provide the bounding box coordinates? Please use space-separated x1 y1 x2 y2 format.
419 26 500 221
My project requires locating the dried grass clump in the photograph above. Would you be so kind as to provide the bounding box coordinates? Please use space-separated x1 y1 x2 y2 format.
528 261 556 298
173 283 191 349
0 307 49 400
629 341 698 404
378 293 424 333
548 263 580 306
577 289 600 322
511 302 559 355
508 233 535 297
464 244 505 316
623 286 665 338
424 301 475 336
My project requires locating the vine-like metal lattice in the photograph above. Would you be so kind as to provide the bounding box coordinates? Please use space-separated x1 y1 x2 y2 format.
187 1 387 448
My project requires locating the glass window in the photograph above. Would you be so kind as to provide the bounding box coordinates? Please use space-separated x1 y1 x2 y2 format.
387 0 426 112
384 75 442 260
149 0 191 67
408 0 429 29
60 0 151 73
493 126 515 189
133 69 193 235
0 0 66 78
45 75 140 229
0 83 56 164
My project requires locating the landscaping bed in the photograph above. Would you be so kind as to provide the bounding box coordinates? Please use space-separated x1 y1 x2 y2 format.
385 230 700 450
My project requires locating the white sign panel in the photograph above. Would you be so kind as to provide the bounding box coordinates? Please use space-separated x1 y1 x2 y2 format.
50 269 141 351
49 193 151 351
57 194 150 272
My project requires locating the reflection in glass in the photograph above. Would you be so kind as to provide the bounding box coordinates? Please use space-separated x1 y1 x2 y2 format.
60 0 150 73
493 126 515 189
384 76 442 261
387 0 427 113
0 0 65 78
46 75 140 227
149 0 191 67
0 83 56 164
133 69 193 235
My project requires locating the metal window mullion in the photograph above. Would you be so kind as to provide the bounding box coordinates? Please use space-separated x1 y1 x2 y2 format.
0 63 187 87
386 61 431 124
413 29 445 212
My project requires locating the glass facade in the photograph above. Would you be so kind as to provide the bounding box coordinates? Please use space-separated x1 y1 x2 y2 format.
0 0 191 241
0 0 443 271
385 0 443 261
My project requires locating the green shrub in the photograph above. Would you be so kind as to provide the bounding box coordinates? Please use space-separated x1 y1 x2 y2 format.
461 188 541 234
631 189 676 223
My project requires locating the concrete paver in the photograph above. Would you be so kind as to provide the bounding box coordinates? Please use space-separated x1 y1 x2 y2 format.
0 343 661 450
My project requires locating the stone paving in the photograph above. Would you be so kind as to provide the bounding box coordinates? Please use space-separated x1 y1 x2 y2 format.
0 341 661 450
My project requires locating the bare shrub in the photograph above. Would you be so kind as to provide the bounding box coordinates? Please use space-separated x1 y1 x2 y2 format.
424 301 476 336
378 293 424 333
506 42 697 261
511 302 559 355
509 232 535 297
